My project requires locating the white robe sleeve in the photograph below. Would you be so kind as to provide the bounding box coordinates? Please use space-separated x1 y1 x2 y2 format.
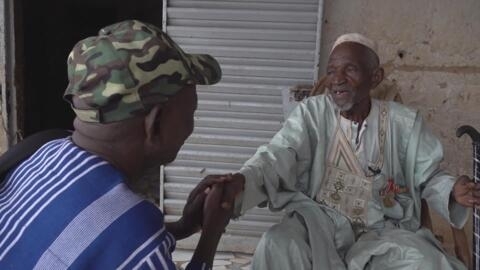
411 114 468 228
234 101 316 216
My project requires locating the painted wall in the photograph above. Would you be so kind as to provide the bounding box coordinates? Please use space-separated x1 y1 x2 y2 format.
319 0 480 253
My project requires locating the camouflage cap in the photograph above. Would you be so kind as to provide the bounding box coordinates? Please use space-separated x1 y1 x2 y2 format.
64 20 221 123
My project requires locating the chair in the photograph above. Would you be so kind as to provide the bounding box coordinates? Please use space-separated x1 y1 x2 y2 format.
289 77 471 269
0 129 72 181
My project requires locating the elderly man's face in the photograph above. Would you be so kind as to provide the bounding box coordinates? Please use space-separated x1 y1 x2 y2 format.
325 42 376 112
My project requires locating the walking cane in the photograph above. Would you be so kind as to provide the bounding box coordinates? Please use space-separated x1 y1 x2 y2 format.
457 125 480 269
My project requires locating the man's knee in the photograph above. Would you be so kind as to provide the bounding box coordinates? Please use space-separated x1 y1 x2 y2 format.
253 222 312 270
261 216 309 247
257 223 293 251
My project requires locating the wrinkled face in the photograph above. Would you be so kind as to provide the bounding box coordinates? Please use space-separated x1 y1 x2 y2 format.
325 42 376 112
158 84 197 163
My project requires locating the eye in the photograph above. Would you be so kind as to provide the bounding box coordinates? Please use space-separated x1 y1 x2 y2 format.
345 65 358 73
326 68 335 75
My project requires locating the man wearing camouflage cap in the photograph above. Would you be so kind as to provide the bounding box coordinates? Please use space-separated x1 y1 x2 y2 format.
0 20 231 270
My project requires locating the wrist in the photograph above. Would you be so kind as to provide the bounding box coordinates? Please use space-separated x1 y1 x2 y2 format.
202 224 225 239
233 173 246 184
232 173 246 193
166 219 194 240
191 229 223 268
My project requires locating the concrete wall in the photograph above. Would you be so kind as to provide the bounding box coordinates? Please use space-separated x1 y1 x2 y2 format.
320 0 480 252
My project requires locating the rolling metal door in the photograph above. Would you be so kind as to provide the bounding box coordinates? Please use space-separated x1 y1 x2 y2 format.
162 0 323 252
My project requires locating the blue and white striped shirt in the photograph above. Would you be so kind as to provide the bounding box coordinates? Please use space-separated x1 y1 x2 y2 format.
0 138 208 270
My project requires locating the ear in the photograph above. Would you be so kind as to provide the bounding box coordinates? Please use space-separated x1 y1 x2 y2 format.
371 67 384 89
144 105 163 144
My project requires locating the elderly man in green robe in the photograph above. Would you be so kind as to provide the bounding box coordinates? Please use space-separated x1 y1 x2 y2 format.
206 33 477 269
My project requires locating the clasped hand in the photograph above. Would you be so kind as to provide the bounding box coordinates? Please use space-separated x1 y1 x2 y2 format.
179 173 245 237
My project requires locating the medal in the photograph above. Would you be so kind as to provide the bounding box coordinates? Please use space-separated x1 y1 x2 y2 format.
379 179 408 208
382 194 396 208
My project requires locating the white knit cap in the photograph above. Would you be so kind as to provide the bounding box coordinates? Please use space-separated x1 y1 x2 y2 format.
331 33 378 56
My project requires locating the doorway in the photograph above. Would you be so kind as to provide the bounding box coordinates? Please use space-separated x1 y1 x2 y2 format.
16 0 162 137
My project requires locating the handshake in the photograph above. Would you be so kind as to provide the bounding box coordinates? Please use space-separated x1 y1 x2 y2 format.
167 173 246 266
179 173 246 238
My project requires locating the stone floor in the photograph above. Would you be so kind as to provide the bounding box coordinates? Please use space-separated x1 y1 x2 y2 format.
172 249 253 270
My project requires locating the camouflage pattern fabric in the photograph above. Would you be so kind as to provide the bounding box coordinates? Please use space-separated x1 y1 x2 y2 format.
64 20 221 123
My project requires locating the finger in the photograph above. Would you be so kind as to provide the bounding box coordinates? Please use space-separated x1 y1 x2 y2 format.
223 173 234 182
220 202 231 209
187 175 230 203
192 188 207 205
183 189 207 231
467 182 476 189
463 202 475 208
454 183 474 197
454 188 470 197
456 181 475 192
195 176 227 196
458 175 472 183
465 197 480 208
468 198 480 204
190 189 207 215
455 197 475 208
457 177 472 185
204 183 224 210
221 182 242 210
200 174 230 187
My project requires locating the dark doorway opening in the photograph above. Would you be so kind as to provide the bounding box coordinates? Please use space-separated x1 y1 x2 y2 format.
18 0 162 137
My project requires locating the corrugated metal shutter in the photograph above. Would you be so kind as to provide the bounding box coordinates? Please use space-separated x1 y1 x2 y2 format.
162 0 323 253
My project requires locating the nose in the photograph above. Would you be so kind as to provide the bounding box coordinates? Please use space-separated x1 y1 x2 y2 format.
331 69 347 86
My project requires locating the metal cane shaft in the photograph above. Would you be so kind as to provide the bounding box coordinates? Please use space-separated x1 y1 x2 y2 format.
474 143 480 270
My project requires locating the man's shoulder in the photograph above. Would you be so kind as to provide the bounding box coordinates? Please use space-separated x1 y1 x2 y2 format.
295 94 337 125
305 93 328 104
97 185 164 223
302 94 334 113
381 100 419 125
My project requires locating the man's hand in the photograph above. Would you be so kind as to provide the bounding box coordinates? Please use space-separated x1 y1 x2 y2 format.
219 173 245 210
452 175 480 207
172 173 245 239
202 182 234 235
171 175 231 240
189 173 245 210
190 182 235 267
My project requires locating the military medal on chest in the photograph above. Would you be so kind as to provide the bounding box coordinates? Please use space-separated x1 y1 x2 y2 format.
379 178 408 208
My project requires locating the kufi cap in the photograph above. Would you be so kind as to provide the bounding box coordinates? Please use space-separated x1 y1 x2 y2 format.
331 33 378 57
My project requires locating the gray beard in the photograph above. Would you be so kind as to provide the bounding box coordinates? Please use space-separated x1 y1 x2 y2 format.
327 91 354 112
333 101 354 112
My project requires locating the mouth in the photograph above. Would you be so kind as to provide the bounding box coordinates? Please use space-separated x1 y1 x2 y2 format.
331 89 352 98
